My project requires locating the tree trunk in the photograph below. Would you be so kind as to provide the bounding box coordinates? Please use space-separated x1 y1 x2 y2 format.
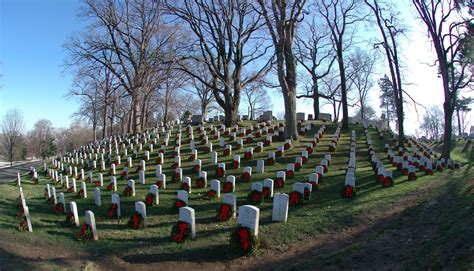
360 104 365 120
312 84 320 119
102 105 107 139
133 96 141 134
396 99 404 148
92 122 97 142
283 89 298 140
456 107 462 137
337 47 349 129
224 105 238 127
201 103 207 121
110 102 115 136
442 102 453 159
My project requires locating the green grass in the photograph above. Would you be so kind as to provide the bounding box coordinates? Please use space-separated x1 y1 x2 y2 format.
0 121 472 270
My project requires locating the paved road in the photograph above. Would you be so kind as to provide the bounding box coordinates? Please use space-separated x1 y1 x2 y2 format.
0 161 45 184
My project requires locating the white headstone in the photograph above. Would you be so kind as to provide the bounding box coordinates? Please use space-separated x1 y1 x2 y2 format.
134 201 148 228
80 182 87 198
85 210 99 240
150 184 159 205
128 179 136 196
94 187 101 206
210 179 221 198
263 179 274 198
59 192 66 213
223 194 237 218
272 193 289 222
111 194 121 218
238 205 260 236
179 207 196 239
70 201 80 227
177 190 189 205
256 160 265 174
139 170 146 185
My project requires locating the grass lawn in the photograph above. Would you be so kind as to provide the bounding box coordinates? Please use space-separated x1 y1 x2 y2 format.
0 121 472 270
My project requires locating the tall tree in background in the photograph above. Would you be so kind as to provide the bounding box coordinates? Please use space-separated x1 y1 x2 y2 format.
421 105 444 140
257 0 307 140
347 48 376 120
66 0 167 134
295 15 336 119
379 75 396 130
412 0 473 158
243 81 272 120
455 96 473 136
167 0 273 127
27 119 57 159
317 0 366 129
365 0 406 148
1 109 25 166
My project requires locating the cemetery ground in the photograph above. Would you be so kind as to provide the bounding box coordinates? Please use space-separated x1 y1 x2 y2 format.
0 121 472 270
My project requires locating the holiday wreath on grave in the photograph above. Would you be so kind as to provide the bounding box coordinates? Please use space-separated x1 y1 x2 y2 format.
76 188 85 199
217 203 233 221
216 167 224 178
76 223 93 241
289 191 304 205
383 176 394 187
275 177 285 188
222 182 234 193
155 180 164 189
341 185 355 198
107 203 118 218
266 156 274 166
18 215 28 231
106 182 114 191
262 186 271 199
122 185 133 197
171 221 191 243
128 212 145 230
55 203 64 215
173 199 187 210
232 159 240 169
180 182 190 192
145 192 154 206
230 226 258 256
195 177 206 189
206 188 217 199
64 211 76 226
241 172 251 183
247 190 263 204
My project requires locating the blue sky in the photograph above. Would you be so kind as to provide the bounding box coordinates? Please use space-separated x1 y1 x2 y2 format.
0 0 468 135
0 0 83 130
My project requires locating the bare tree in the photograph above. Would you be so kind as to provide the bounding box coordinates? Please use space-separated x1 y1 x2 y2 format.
412 0 473 158
67 68 102 141
317 0 366 129
242 81 272 120
65 0 169 134
320 70 343 121
295 15 336 119
167 0 273 127
1 109 25 166
185 64 215 120
421 105 444 140
27 119 57 159
365 0 406 148
256 0 308 140
455 96 473 136
347 48 376 120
